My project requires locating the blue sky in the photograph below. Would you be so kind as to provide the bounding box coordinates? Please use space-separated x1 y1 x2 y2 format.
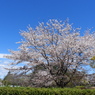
0 0 95 78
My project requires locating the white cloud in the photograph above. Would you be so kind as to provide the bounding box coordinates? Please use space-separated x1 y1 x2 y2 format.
0 63 9 79
0 65 8 79
0 54 5 58
0 61 22 79
0 53 24 79
0 54 10 58
0 54 11 79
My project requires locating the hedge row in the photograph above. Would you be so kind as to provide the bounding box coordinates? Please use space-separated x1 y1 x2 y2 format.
0 87 95 95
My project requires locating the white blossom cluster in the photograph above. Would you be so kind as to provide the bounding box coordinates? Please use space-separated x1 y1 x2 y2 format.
5 19 95 71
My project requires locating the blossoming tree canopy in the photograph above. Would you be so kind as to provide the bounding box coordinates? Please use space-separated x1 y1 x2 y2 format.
5 19 95 87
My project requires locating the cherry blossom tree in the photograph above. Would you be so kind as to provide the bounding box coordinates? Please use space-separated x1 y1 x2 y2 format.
5 19 95 87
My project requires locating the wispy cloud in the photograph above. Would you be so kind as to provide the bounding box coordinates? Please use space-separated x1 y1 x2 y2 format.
0 53 11 79
0 54 10 58
0 64 9 79
0 54 5 58
0 53 23 79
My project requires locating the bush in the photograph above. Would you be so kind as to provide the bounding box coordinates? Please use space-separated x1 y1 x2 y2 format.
75 86 86 89
0 87 95 95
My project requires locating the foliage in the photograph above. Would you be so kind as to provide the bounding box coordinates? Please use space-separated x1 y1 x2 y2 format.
74 86 86 89
90 56 95 68
91 56 95 60
3 71 29 87
5 19 95 87
0 87 95 95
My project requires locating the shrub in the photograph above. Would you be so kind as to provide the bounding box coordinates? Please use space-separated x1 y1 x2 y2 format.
0 87 94 95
